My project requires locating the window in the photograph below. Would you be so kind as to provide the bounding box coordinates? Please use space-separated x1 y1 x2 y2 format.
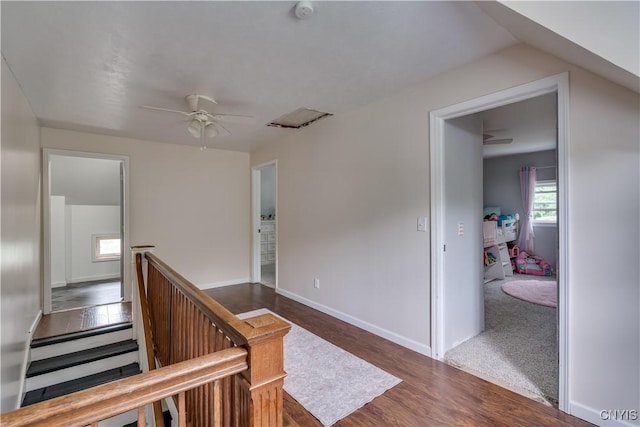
92 234 121 262
533 181 557 224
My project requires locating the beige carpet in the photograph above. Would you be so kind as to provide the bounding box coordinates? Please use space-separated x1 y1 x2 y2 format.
444 276 558 406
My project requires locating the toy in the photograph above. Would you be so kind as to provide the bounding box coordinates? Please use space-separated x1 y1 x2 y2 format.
512 251 552 276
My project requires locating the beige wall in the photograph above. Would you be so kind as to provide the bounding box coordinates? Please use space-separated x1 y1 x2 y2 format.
251 43 639 422
41 128 250 288
1 58 42 411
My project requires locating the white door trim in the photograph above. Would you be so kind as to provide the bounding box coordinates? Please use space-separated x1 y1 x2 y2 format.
429 72 570 411
251 160 278 288
42 149 130 314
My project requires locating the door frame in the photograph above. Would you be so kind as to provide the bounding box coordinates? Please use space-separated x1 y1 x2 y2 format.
250 160 278 287
429 73 570 410
42 149 130 314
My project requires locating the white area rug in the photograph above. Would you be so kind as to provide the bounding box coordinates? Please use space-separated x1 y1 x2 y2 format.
238 309 401 426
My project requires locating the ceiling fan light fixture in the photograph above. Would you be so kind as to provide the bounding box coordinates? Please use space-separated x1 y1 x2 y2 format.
205 123 218 138
187 119 202 138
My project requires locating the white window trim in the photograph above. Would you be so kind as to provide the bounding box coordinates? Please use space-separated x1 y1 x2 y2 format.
92 234 121 262
532 179 557 225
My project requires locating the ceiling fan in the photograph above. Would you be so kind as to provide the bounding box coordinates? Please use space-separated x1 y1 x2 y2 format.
141 94 255 140
483 132 513 145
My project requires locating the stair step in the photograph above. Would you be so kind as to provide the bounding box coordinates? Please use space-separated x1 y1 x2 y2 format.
22 363 141 406
27 340 138 377
31 327 134 361
31 323 133 348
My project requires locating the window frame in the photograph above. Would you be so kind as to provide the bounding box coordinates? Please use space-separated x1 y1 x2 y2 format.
92 234 121 262
532 180 557 226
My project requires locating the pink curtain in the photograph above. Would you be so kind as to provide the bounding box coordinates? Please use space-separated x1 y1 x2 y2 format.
517 166 536 253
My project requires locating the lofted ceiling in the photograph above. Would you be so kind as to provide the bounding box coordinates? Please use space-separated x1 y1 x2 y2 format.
3 2 634 154
50 155 121 206
1 1 518 152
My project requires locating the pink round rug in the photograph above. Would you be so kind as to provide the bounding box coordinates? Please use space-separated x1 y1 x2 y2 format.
501 280 557 308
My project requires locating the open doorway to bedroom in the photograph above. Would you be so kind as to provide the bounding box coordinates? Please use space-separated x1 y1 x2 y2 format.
430 74 568 410
444 93 560 406
43 150 129 314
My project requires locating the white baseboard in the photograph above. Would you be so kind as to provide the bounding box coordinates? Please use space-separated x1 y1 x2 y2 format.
275 288 431 356
51 281 66 288
570 400 640 426
198 278 250 290
17 310 42 408
69 274 120 284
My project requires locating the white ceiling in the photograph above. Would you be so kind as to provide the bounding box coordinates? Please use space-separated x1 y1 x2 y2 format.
50 156 121 206
481 92 557 158
1 1 518 152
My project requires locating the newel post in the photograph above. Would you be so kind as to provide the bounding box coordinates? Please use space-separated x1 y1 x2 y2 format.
230 314 291 427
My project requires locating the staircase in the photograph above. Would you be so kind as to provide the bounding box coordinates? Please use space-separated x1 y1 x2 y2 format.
23 323 142 426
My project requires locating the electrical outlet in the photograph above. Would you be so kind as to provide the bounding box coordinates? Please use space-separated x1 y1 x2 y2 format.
314 278 320 289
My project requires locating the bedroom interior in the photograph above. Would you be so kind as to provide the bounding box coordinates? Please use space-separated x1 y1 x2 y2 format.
46 154 124 313
444 93 560 406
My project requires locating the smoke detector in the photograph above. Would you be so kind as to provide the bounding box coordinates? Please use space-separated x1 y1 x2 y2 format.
294 1 314 19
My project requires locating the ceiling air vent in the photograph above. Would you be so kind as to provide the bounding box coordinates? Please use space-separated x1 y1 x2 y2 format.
267 108 332 129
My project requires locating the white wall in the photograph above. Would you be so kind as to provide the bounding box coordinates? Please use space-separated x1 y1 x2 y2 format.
68 205 120 283
50 195 67 287
260 165 276 217
483 150 558 270
1 58 42 411
250 43 639 423
41 129 250 288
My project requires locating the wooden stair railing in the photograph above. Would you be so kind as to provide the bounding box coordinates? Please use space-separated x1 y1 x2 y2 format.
1 250 289 427
0 347 248 426
137 250 291 427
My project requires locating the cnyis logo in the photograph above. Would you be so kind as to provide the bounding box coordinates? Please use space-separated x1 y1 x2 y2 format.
600 409 639 421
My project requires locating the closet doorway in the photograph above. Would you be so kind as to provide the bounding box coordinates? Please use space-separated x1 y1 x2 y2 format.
430 73 569 410
251 161 277 288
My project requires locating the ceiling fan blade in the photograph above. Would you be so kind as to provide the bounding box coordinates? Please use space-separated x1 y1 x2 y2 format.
212 121 232 136
140 105 194 116
483 138 513 145
209 113 256 125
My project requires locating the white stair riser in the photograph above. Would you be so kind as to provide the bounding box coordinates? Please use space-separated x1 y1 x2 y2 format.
31 329 133 361
26 352 139 391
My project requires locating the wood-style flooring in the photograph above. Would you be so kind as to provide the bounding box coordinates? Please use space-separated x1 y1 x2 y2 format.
33 302 132 340
51 280 122 312
205 284 592 427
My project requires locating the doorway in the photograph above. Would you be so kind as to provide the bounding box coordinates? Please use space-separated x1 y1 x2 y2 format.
430 73 569 410
43 149 129 313
251 161 277 287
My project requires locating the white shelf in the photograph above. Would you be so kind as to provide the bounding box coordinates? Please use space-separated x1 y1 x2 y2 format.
484 242 513 282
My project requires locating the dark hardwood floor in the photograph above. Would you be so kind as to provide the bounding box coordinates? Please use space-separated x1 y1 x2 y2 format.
205 283 592 427
33 302 132 340
51 279 122 312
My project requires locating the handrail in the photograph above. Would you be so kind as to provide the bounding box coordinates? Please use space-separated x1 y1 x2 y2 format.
145 252 285 346
0 348 248 427
134 253 165 425
142 250 291 426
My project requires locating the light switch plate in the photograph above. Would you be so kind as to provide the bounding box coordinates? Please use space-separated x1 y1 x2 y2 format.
417 216 427 232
